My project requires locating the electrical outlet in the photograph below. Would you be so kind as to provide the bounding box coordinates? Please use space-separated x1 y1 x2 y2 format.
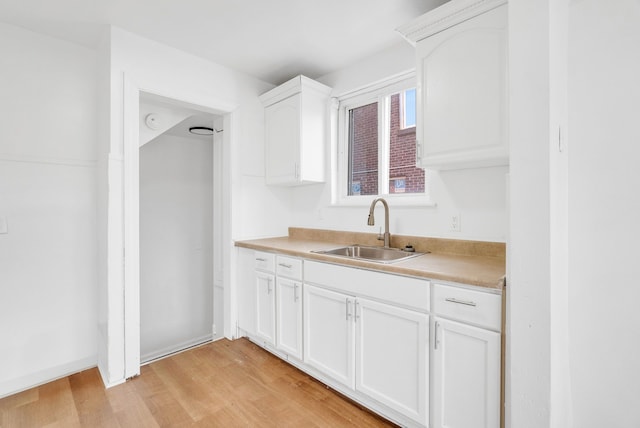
451 213 461 232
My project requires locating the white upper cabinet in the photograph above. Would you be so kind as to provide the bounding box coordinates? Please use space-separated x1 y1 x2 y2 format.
398 0 508 170
260 75 332 185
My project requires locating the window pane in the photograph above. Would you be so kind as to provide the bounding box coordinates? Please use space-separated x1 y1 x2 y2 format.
389 93 424 194
404 88 416 128
348 102 378 196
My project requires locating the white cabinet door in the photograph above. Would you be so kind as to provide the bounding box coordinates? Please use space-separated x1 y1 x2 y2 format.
276 277 303 360
355 297 429 426
236 248 257 336
255 271 276 345
432 317 501 428
265 93 301 185
415 4 508 169
303 284 355 389
261 75 331 186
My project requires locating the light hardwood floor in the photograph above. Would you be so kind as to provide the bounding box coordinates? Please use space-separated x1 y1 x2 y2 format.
0 338 396 427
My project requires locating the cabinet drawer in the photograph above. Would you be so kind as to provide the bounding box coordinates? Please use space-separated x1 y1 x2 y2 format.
254 251 275 272
276 256 302 280
304 261 429 312
432 283 502 331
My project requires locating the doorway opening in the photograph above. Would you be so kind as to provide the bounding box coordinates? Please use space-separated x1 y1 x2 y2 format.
135 92 225 365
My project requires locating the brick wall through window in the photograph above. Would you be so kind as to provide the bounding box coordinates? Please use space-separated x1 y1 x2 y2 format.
348 93 424 196
349 102 378 195
389 93 424 194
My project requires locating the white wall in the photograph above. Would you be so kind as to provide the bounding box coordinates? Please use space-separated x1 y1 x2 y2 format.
568 1 640 426
290 42 508 242
0 23 98 397
139 133 213 361
138 101 194 147
508 0 640 426
507 1 561 426
106 25 283 239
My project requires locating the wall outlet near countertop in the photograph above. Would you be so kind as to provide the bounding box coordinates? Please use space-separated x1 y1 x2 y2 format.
450 213 461 232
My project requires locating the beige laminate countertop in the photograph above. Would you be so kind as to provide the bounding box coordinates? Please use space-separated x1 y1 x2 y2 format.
235 228 506 290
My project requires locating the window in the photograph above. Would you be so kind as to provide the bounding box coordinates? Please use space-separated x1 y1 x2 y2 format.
336 73 426 204
401 88 416 129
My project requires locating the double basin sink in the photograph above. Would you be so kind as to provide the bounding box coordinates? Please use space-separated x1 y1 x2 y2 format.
313 244 424 264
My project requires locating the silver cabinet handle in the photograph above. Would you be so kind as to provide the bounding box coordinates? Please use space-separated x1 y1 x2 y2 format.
256 257 267 262
278 263 292 269
346 298 352 320
434 321 440 350
445 297 477 307
267 278 272 294
294 284 299 302
354 301 360 322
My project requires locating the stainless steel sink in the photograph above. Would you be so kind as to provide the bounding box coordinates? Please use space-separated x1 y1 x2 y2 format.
312 245 424 264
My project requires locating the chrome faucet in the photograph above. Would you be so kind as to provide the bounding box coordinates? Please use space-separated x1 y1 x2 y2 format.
367 198 391 248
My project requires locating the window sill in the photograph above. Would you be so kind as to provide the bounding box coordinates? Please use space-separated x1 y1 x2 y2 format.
397 127 416 137
330 194 437 208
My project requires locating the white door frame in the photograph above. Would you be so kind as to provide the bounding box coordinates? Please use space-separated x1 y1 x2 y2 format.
121 74 236 378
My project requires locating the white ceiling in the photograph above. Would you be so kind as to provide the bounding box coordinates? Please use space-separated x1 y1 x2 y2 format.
0 0 447 85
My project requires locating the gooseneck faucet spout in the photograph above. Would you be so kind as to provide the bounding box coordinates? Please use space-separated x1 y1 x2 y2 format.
367 198 391 248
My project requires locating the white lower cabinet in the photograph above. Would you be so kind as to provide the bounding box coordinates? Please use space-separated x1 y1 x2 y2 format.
356 297 429 425
236 248 257 336
303 283 428 426
432 318 500 428
275 276 303 360
237 254 503 428
303 284 355 388
274 256 304 360
431 281 502 428
255 270 276 345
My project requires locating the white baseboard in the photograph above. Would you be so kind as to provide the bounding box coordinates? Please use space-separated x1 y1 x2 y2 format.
140 334 212 364
0 355 97 399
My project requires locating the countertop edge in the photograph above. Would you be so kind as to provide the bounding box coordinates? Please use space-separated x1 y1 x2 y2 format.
235 238 506 291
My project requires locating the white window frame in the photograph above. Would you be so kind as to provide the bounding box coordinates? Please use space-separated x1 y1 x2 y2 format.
331 71 434 207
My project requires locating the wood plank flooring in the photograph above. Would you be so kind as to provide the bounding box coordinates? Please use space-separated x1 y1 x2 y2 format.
0 338 396 427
